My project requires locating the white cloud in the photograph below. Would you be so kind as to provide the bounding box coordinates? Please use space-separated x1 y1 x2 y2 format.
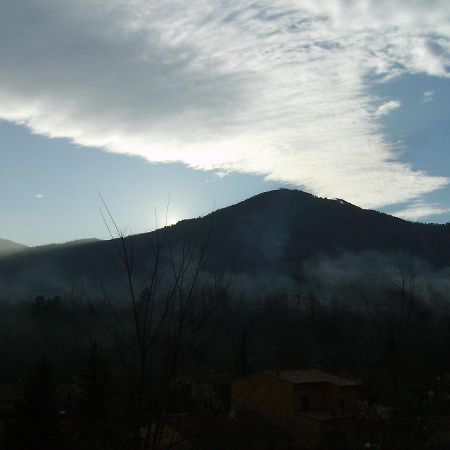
423 90 435 103
0 0 449 209
375 100 401 117
34 194 44 199
393 202 450 221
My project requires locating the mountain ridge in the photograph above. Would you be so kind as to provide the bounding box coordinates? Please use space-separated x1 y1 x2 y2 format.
0 189 449 300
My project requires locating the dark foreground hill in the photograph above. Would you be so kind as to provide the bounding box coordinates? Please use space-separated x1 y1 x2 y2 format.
0 189 449 301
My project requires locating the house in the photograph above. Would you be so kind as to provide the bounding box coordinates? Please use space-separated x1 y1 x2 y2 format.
231 369 360 447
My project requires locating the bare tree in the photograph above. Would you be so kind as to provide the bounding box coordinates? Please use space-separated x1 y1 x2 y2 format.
390 248 418 409
87 199 225 450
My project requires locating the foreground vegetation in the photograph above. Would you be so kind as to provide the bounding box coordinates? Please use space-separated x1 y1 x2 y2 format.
0 277 450 449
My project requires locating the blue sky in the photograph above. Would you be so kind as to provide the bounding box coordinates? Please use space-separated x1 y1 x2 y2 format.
372 74 450 222
0 1 449 245
0 120 283 245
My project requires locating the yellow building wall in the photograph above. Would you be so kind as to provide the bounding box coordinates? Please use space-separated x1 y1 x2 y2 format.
293 383 328 412
293 383 359 414
232 374 360 433
231 373 295 428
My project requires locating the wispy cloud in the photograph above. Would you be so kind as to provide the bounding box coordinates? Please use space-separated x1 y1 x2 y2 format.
34 194 44 199
0 0 449 209
393 202 450 221
422 90 435 103
375 100 401 117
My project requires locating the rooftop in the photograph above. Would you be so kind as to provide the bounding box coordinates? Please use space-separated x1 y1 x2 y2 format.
265 369 359 386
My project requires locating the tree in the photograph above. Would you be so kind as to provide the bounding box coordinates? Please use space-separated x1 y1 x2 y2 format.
90 200 224 450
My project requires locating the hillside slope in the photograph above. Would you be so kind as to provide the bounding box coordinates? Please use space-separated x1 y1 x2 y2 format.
0 189 449 300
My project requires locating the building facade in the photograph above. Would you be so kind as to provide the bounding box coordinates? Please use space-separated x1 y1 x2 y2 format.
231 369 360 447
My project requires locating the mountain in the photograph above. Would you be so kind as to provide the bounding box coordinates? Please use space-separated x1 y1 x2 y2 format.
0 189 449 301
0 239 27 257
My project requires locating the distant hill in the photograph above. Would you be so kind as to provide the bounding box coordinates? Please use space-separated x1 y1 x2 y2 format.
31 238 101 252
0 189 449 301
0 239 27 257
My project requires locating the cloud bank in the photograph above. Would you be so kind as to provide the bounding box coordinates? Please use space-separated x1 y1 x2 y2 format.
0 0 449 209
393 201 450 221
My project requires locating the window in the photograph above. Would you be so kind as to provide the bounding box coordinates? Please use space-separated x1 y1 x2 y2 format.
301 395 310 412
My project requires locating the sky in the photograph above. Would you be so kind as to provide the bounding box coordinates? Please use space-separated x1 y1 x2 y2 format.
0 0 450 246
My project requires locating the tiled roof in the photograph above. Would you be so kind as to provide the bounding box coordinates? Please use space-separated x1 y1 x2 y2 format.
265 369 359 386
